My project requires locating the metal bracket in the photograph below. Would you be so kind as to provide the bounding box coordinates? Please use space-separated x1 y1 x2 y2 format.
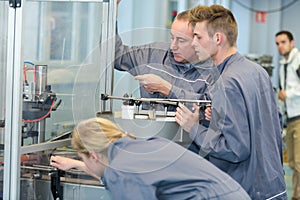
9 0 21 8
20 138 71 154
0 120 4 128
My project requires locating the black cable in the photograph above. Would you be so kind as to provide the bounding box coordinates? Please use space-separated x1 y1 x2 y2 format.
232 0 299 13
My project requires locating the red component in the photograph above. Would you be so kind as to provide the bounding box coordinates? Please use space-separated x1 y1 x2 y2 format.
172 11 177 17
255 11 267 23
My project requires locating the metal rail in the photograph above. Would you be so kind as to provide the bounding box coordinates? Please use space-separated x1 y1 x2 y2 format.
101 93 211 107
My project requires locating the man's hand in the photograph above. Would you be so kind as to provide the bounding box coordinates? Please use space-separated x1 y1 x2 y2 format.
205 106 212 121
278 90 287 101
175 103 200 132
135 74 172 96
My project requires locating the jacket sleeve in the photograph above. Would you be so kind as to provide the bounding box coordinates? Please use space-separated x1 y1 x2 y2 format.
168 64 217 101
114 33 140 76
189 78 251 163
114 31 164 77
168 85 205 101
286 53 300 99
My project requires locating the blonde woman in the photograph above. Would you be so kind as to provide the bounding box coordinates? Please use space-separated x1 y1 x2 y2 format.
50 117 249 199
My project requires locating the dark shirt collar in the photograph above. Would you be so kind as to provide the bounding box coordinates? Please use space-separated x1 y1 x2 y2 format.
217 54 235 74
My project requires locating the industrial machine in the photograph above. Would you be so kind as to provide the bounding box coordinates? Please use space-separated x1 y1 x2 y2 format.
245 54 274 76
99 93 211 142
2 0 212 199
3 0 117 199
22 63 61 145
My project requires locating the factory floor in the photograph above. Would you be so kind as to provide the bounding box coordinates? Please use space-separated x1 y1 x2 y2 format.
284 162 292 199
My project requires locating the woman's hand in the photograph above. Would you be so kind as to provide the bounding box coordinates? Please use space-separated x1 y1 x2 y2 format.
50 155 84 171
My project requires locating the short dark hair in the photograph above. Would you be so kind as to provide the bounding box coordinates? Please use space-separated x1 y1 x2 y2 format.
276 30 294 41
189 5 238 47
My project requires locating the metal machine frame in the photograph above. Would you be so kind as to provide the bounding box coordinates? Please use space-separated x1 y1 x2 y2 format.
3 0 116 199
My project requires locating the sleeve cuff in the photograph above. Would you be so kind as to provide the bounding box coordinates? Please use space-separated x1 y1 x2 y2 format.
189 124 205 142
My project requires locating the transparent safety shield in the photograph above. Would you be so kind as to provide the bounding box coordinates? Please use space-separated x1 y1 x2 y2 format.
4 0 116 199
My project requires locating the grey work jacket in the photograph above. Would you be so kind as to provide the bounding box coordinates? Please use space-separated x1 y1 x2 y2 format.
103 136 251 200
190 53 287 199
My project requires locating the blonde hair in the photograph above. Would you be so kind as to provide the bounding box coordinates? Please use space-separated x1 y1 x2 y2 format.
189 5 238 47
72 117 136 155
175 10 189 21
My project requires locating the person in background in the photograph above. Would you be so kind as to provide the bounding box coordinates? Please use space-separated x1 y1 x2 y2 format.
276 30 300 200
115 0 216 111
175 4 287 199
50 117 250 200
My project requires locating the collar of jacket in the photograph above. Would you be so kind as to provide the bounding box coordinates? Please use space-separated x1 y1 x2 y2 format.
280 48 299 65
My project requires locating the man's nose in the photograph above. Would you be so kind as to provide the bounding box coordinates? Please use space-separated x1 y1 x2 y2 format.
192 38 197 48
170 40 178 50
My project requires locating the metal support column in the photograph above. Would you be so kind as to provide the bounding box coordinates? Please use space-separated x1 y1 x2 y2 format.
4 1 23 199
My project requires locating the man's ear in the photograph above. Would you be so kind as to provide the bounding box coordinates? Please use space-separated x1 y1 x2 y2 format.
214 32 222 44
291 40 295 48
